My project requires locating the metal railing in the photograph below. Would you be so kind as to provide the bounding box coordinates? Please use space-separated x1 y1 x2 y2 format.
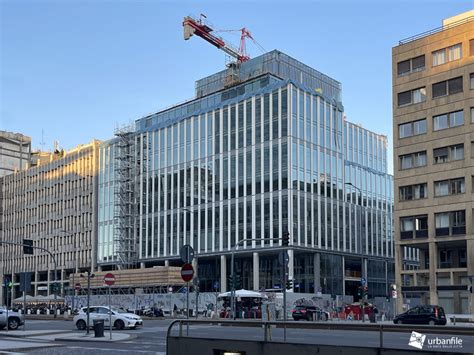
399 15 474 45
167 319 474 354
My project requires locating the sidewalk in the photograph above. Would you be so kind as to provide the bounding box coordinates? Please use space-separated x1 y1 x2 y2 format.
54 331 135 342
0 339 60 352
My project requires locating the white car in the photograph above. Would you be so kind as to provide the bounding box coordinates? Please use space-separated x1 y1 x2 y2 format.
0 308 24 330
73 306 143 330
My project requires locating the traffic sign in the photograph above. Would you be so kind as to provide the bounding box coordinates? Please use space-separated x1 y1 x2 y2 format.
361 277 367 286
181 263 194 282
75 283 81 292
213 281 220 291
104 273 116 286
180 244 195 264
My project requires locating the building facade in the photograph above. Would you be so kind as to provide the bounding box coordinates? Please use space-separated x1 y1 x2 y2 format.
393 11 474 314
0 131 31 177
99 51 397 299
0 140 100 304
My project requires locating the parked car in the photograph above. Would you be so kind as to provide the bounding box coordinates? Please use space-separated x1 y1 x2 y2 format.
393 305 446 325
73 306 143 330
291 305 329 321
0 308 24 330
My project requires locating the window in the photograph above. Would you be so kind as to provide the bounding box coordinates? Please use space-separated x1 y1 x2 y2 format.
471 39 474 56
399 183 427 201
398 87 426 106
400 215 428 239
439 250 453 268
471 108 474 123
434 177 465 197
471 73 474 89
433 110 464 130
399 151 427 169
433 144 464 164
397 55 425 76
432 77 463 98
432 43 462 66
435 210 465 236
399 119 427 138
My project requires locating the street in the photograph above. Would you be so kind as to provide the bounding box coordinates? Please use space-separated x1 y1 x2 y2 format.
0 318 472 354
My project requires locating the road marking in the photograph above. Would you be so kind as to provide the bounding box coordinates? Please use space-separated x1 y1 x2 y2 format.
66 346 158 353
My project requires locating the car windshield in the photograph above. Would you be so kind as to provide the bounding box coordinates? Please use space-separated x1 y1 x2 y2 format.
111 307 128 314
295 306 306 310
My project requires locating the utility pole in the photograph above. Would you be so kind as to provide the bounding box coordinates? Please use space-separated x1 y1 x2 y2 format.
80 271 95 334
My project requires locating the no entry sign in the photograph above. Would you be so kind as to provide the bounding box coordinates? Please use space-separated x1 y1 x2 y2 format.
104 273 116 286
181 263 194 282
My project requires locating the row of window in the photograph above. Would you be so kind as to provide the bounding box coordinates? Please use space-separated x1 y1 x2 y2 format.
397 75 464 107
400 210 466 239
399 143 464 170
397 42 464 76
399 177 465 201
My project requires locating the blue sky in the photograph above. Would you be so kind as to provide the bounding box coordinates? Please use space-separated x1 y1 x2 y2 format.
1 0 473 173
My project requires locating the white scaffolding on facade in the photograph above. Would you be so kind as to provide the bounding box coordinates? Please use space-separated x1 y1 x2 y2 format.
113 125 137 269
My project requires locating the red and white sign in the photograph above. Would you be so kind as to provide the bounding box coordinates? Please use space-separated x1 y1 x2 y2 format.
181 263 194 282
104 273 116 286
75 283 81 292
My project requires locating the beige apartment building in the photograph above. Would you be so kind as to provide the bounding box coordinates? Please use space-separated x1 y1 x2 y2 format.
0 140 100 304
393 11 474 314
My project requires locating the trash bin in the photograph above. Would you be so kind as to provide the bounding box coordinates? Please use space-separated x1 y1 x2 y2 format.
93 319 105 338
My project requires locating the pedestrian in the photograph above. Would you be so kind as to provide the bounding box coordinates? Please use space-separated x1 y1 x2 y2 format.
173 304 178 318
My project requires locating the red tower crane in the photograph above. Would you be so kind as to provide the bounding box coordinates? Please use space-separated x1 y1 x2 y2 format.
183 15 260 63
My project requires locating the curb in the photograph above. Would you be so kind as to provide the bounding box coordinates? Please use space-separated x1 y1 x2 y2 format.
0 331 71 338
54 333 137 343
0 345 63 353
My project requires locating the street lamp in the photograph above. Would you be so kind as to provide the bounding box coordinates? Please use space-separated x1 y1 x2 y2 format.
345 182 366 322
80 271 95 334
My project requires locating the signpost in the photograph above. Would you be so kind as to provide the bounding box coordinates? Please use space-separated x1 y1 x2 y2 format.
181 263 194 336
19 272 31 331
104 273 115 340
180 244 195 264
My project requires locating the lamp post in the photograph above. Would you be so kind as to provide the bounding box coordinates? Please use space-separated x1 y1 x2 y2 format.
80 271 95 334
345 182 366 322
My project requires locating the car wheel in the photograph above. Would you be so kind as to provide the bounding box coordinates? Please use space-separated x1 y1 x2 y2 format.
114 319 125 330
428 320 435 326
396 319 403 325
8 318 19 330
76 320 86 330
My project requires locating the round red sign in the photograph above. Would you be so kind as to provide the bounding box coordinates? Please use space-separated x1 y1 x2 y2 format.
181 263 194 282
75 283 81 291
103 273 115 286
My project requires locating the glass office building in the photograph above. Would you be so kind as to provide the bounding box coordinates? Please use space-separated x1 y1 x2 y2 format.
98 51 398 297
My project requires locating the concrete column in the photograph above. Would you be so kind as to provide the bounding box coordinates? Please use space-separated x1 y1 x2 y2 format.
429 242 439 305
192 258 198 281
0 273 3 306
164 260 169 267
34 271 38 296
467 239 474 315
140 262 145 269
394 243 404 314
253 252 259 291
220 255 227 292
47 270 51 296
314 253 321 294
288 249 294 292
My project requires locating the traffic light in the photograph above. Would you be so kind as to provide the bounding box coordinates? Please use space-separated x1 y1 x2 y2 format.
7 281 13 289
363 285 368 298
228 275 241 290
357 286 362 298
285 279 293 290
50 282 60 294
282 232 290 246
23 239 34 255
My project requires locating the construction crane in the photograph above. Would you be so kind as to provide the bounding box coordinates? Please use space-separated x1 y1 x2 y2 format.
183 14 262 63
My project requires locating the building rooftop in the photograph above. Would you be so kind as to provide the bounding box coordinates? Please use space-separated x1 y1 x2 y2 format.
398 10 474 46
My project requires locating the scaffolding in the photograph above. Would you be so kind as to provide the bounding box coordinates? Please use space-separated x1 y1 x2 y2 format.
113 125 137 269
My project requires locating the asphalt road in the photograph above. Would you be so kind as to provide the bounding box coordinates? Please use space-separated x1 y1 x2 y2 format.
1 318 472 354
